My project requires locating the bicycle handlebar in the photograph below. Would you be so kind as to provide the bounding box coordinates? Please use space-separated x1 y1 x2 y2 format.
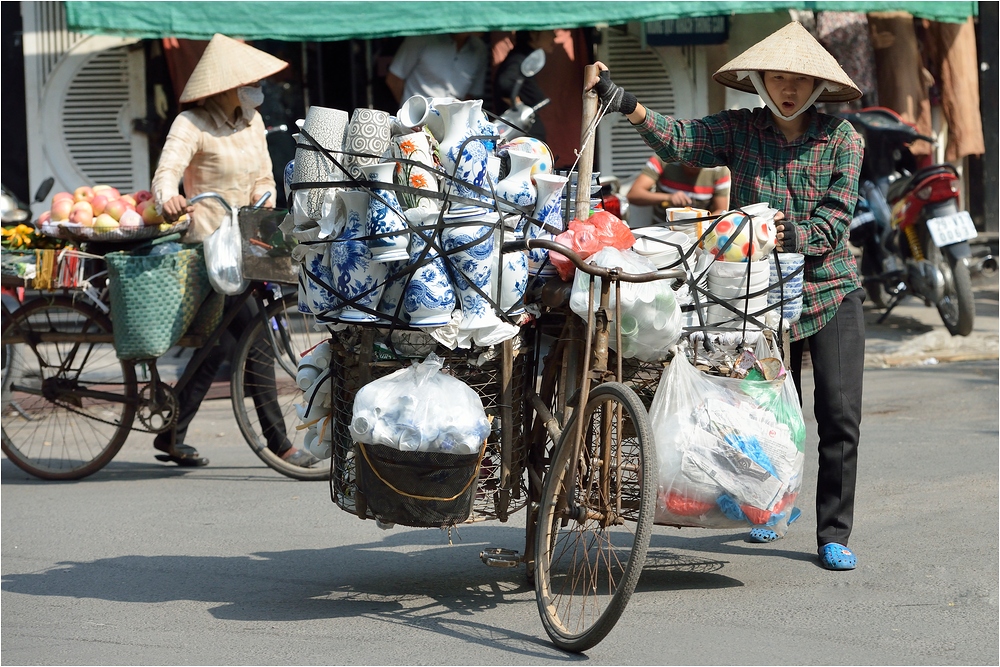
501 238 686 283
188 191 271 215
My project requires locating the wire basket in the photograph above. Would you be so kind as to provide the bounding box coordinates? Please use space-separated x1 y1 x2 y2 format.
238 207 298 284
329 326 531 526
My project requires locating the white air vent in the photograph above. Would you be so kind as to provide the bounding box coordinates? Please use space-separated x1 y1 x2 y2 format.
595 28 677 182
22 1 147 216
61 48 137 190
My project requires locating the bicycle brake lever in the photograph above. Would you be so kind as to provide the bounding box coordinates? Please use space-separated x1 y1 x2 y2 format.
252 192 271 210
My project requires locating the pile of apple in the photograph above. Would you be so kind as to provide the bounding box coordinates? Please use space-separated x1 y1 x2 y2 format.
38 185 179 233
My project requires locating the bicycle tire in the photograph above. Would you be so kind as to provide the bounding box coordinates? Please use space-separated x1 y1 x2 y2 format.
230 291 328 480
1 296 137 480
534 381 655 653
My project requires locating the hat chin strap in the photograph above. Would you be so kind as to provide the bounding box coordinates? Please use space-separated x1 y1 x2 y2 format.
738 71 836 122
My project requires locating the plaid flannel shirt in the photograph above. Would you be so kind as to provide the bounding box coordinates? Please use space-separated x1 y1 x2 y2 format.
636 106 864 341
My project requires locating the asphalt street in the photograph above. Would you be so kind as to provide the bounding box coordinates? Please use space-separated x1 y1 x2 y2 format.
1 278 997 665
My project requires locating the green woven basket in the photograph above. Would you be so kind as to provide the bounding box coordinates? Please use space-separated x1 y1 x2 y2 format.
105 246 212 360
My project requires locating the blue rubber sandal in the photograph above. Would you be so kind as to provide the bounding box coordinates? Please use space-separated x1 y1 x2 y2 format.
747 507 801 543
819 543 857 570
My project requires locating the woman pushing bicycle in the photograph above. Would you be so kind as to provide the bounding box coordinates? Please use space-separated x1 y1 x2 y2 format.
150 34 318 470
587 22 865 571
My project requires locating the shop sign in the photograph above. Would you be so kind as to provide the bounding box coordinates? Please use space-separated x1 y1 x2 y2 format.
644 16 729 46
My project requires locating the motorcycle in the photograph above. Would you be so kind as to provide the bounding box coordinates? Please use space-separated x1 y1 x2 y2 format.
496 47 550 143
1 178 54 227
843 107 979 336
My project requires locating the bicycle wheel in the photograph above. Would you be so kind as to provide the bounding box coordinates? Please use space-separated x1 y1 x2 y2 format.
230 290 328 480
534 381 655 653
1 296 137 479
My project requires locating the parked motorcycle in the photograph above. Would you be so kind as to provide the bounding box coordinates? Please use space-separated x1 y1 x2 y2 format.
844 107 978 336
496 48 550 143
1 178 54 227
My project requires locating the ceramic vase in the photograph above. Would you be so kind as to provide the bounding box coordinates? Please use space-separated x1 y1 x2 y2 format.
327 190 388 323
375 259 409 324
490 234 529 317
403 208 456 327
494 148 537 215
299 245 341 317
292 106 349 220
359 162 410 263
343 108 393 182
441 212 500 330
498 137 554 182
434 99 490 214
391 131 439 210
527 173 568 273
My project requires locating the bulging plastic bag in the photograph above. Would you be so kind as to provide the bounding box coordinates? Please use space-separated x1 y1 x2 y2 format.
350 352 491 455
649 336 805 533
550 211 636 281
204 211 249 295
568 247 682 362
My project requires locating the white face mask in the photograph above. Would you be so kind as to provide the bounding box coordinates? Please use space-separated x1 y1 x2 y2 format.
237 84 265 120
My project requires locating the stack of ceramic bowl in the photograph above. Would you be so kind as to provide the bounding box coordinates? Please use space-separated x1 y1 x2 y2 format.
766 252 805 326
705 259 770 328
631 227 693 270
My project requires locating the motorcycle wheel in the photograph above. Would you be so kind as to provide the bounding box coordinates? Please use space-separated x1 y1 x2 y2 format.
928 240 975 336
860 246 889 309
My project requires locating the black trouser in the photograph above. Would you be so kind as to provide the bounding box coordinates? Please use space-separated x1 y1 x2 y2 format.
789 288 865 549
154 296 291 456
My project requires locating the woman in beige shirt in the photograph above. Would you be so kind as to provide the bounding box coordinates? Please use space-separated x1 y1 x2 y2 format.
150 34 317 470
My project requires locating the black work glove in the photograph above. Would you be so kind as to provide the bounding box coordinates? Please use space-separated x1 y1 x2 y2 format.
592 70 638 116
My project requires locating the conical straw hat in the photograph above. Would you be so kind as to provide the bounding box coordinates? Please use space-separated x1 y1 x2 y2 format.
180 33 289 103
713 22 862 103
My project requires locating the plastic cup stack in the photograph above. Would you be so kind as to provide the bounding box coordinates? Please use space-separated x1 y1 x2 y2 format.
766 252 804 326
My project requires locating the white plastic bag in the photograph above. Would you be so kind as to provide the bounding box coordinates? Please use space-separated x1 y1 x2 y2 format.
569 247 682 362
350 352 491 455
649 337 805 533
204 210 249 295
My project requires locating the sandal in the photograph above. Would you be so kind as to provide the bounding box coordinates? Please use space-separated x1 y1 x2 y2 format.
154 442 209 467
280 448 320 467
819 543 857 570
747 507 801 543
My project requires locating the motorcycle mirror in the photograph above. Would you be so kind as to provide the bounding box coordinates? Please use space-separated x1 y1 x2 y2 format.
34 177 54 203
520 48 546 78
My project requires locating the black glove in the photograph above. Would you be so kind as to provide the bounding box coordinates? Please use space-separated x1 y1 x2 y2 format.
592 70 638 116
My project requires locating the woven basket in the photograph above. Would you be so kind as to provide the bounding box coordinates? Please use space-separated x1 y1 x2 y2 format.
105 246 212 360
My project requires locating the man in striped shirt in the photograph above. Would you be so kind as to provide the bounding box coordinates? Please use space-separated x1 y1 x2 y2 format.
627 157 731 221
591 22 865 571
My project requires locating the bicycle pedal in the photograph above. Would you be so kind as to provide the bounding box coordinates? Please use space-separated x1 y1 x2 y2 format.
479 548 521 568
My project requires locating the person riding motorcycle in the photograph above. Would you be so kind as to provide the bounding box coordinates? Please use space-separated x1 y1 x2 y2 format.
493 30 556 141
589 22 866 571
151 34 318 469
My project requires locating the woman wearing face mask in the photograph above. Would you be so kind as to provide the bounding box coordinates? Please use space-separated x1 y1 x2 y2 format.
588 22 866 571
150 34 319 470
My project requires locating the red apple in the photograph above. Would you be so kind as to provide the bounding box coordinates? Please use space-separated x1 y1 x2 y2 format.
73 186 95 203
93 185 121 200
51 198 73 221
51 191 73 205
104 198 130 221
90 194 109 216
138 200 163 226
133 190 153 204
120 194 137 207
37 210 52 225
69 201 94 226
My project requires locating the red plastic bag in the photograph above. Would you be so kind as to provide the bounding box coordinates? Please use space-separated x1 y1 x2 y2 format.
549 212 636 281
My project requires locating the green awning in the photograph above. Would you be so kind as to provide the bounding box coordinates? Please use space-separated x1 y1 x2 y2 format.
65 1 977 42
